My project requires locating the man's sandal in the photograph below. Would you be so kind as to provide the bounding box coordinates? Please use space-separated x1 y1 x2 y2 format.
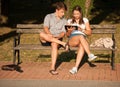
49 70 58 75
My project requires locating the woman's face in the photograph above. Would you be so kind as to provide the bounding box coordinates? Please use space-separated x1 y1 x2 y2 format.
73 10 81 20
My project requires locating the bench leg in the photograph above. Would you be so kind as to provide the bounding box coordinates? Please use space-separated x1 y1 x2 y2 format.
13 50 17 64
17 50 21 65
111 50 115 70
13 50 21 65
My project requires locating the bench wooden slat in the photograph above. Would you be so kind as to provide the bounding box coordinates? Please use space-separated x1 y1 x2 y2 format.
90 25 116 29
16 28 115 34
17 24 116 29
92 29 115 34
14 44 66 50
14 44 52 50
16 24 116 34
17 24 43 29
90 47 116 51
71 47 116 51
16 29 43 34
14 44 116 51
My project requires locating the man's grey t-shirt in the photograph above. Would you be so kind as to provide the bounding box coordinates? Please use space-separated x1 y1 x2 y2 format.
44 13 67 37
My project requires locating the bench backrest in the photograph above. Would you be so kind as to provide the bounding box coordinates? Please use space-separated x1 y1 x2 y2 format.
16 24 116 34
90 25 116 34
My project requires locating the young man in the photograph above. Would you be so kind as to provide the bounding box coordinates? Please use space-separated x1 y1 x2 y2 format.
39 2 68 75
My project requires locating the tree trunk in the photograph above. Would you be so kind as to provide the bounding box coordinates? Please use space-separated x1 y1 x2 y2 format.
85 0 91 17
65 0 70 19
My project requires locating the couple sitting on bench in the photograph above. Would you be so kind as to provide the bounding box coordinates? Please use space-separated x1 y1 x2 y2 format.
39 2 97 75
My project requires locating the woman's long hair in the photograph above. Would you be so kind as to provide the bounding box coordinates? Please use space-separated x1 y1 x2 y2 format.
71 5 84 24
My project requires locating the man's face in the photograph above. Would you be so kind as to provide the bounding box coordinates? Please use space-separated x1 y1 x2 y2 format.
56 9 65 18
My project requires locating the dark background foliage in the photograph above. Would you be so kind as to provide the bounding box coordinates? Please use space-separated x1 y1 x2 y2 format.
0 0 120 26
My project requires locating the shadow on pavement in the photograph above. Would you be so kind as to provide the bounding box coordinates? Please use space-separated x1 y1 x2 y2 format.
1 64 23 73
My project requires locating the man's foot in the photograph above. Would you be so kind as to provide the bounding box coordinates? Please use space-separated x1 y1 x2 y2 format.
69 67 77 74
39 39 46 43
64 43 70 52
49 70 58 75
88 54 97 61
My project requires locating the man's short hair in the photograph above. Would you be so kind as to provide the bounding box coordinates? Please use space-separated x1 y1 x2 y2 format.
52 2 67 11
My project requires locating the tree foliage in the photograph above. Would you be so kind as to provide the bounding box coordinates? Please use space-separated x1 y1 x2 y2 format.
65 0 93 18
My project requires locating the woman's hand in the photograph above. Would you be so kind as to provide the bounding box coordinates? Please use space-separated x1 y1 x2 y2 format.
78 27 82 31
66 27 74 37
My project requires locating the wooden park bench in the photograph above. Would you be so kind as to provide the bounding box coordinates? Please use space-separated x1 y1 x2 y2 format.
13 24 116 70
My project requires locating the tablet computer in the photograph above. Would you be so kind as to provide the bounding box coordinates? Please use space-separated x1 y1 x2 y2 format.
65 25 78 30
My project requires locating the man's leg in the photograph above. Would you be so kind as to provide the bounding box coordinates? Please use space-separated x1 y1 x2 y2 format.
40 32 66 47
50 42 59 75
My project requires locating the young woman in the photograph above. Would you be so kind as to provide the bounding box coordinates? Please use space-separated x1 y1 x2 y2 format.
66 5 97 74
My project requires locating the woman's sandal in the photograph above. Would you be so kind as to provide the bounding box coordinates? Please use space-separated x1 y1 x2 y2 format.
49 70 58 75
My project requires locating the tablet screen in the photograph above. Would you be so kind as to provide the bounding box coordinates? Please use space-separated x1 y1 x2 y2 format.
65 25 78 30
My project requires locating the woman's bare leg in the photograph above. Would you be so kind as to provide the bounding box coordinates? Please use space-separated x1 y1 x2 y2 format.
69 35 97 62
68 37 85 74
75 44 85 68
78 35 91 55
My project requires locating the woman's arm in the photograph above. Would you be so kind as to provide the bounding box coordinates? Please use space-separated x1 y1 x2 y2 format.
84 22 92 36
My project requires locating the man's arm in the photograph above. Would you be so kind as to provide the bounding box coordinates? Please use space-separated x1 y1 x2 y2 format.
44 26 51 34
44 26 65 39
